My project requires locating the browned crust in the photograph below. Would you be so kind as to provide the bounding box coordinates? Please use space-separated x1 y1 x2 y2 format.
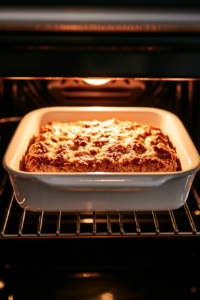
25 119 179 172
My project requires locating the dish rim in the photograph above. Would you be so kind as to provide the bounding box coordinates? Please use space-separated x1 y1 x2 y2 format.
3 106 200 179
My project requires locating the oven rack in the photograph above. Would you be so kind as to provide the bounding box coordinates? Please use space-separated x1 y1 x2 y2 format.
0 172 200 238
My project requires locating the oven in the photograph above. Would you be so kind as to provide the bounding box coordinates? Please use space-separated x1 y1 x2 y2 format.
0 3 200 300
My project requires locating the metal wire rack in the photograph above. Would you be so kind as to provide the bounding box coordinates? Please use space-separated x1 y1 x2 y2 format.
0 117 200 239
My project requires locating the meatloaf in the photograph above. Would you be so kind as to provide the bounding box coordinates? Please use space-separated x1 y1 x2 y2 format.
25 119 179 172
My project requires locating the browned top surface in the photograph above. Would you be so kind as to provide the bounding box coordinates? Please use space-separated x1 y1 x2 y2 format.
25 119 179 172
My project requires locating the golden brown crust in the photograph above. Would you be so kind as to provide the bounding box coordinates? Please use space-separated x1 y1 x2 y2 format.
25 119 179 172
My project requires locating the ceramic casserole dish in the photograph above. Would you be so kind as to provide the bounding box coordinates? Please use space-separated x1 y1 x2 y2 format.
3 107 200 212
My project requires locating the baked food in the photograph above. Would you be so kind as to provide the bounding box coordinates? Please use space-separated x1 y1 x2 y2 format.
25 119 179 172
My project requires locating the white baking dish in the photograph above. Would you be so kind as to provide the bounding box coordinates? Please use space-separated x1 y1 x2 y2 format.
3 107 200 212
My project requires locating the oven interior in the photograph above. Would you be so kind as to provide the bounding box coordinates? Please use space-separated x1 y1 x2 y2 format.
0 77 200 299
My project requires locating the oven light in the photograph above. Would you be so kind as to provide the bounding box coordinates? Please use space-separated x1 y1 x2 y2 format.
100 293 114 300
83 78 111 85
83 273 100 277
83 273 91 277
0 281 6 290
82 218 93 223
72 273 100 278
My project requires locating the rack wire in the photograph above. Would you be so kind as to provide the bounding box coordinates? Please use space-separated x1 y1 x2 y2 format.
0 117 200 239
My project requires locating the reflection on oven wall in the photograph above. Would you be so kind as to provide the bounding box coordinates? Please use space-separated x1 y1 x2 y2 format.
1 78 200 153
